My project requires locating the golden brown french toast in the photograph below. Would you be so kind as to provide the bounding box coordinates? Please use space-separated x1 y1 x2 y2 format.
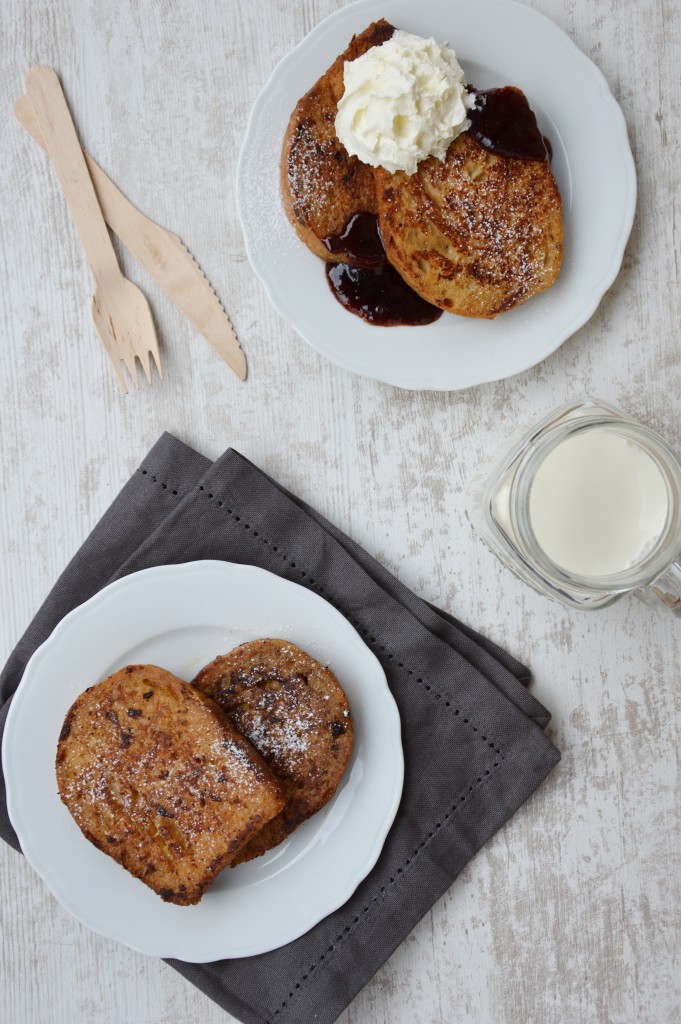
282 21 563 317
281 19 395 261
374 132 563 317
56 665 285 905
193 639 354 865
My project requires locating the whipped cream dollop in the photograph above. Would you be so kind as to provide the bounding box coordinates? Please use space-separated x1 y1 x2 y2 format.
335 30 475 175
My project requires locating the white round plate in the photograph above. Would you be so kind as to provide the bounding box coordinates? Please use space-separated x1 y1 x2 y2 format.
2 561 403 961
237 0 636 390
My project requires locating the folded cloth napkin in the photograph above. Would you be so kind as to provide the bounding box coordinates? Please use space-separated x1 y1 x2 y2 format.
0 434 560 1024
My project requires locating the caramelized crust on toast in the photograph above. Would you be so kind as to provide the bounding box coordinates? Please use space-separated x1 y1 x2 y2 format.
374 133 563 317
193 639 354 864
282 20 563 316
56 665 285 905
281 19 395 261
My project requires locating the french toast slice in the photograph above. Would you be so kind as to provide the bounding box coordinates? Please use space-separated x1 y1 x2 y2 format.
193 639 354 865
374 132 563 317
56 665 285 905
281 18 395 261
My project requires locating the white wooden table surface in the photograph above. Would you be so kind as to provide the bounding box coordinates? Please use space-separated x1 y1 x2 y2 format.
1 1 679 1022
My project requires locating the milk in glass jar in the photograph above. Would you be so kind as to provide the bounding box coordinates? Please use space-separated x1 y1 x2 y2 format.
466 399 681 613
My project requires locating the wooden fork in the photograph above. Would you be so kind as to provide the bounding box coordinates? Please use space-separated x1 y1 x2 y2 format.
25 66 162 391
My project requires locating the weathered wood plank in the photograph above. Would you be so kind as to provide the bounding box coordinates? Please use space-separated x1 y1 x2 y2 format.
1 1 679 1022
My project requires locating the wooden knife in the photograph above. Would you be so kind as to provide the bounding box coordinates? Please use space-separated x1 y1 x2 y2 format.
15 93 247 381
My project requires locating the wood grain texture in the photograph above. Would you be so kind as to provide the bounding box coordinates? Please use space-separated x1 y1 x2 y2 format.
0 1 679 1023
13 92 246 380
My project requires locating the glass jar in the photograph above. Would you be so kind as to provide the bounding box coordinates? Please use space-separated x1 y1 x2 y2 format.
466 398 681 613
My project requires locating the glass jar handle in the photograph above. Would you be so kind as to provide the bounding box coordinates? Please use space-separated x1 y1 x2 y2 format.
637 560 681 615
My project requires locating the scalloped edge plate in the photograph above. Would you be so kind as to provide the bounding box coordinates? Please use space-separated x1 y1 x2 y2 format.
3 561 403 961
237 0 636 390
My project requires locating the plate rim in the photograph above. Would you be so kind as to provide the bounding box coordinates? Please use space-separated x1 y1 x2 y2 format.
2 559 404 961
236 0 637 391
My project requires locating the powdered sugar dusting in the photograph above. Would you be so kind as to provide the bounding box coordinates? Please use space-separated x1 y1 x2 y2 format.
193 640 354 829
287 121 340 226
378 132 562 316
56 668 284 899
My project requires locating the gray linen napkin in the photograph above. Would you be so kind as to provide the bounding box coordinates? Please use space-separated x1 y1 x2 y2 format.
0 433 560 1024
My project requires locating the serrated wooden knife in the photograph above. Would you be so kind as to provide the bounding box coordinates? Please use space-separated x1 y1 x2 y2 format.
15 93 247 381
